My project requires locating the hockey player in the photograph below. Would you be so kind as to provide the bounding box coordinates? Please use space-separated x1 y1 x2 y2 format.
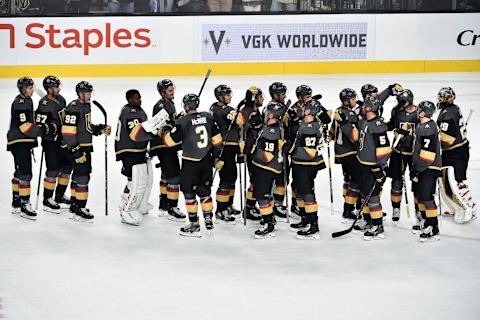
386 89 419 223
285 85 310 217
62 81 111 222
114 89 169 225
250 103 287 238
35 76 73 213
411 101 442 241
210 84 246 223
7 77 44 220
288 99 326 239
436 87 476 222
150 79 185 221
239 87 264 221
266 82 290 220
354 97 391 240
331 88 361 223
162 93 223 237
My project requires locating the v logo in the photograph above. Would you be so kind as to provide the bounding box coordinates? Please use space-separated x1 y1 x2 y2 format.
209 30 225 54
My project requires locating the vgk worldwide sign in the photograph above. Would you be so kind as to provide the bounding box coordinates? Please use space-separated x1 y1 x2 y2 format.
201 23 369 62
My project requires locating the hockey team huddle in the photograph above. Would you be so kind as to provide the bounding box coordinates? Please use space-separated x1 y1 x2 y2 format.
7 76 477 242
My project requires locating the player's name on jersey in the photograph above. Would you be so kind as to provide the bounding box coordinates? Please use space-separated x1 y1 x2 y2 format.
191 117 207 126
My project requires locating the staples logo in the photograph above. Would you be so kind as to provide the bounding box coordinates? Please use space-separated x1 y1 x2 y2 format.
1 22 152 55
0 23 15 48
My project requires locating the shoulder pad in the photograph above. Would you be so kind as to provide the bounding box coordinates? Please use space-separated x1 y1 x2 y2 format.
41 99 48 106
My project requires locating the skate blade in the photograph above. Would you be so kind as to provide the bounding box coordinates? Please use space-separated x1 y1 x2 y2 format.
420 235 440 242
411 229 424 235
43 207 61 214
254 233 276 239
179 231 202 238
289 227 307 232
341 218 355 224
363 234 385 241
20 213 37 221
11 208 21 215
121 219 140 226
214 220 236 225
352 228 366 235
69 214 94 223
158 210 169 218
167 216 186 222
296 233 320 240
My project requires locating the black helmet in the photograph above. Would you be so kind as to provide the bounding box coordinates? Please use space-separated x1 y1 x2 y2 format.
248 86 263 98
396 89 414 105
339 88 357 103
361 83 378 99
43 75 61 91
295 84 312 99
75 81 93 95
269 82 287 96
303 99 322 116
214 84 232 100
418 100 436 118
437 87 455 104
266 102 283 119
364 96 382 114
182 93 199 110
17 76 34 93
157 79 173 94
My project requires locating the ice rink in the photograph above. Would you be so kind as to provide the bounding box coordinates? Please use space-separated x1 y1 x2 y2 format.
0 72 479 320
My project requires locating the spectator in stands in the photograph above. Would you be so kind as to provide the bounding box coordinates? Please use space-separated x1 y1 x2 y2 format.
109 0 134 13
241 0 262 11
68 0 92 13
175 0 206 11
41 0 66 14
270 0 296 11
208 0 232 11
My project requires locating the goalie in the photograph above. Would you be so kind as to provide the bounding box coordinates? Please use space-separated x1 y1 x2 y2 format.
436 87 476 223
114 89 169 226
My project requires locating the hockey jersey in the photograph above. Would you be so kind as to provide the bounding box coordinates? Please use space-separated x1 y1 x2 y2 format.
240 103 263 155
62 99 94 152
251 123 285 174
412 120 442 173
436 104 468 151
331 105 360 162
35 94 67 145
387 105 419 155
210 102 246 145
357 117 391 168
7 95 42 151
114 104 152 160
163 111 223 161
290 120 324 166
150 99 177 154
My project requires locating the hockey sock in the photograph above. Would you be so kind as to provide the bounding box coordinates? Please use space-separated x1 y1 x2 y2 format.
43 176 56 199
55 174 70 198
167 184 180 208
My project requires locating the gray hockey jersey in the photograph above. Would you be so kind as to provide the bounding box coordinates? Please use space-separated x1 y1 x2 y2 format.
62 99 94 152
150 99 177 153
7 95 42 151
251 123 284 174
412 120 442 173
436 104 468 151
331 105 360 162
114 104 152 160
357 117 391 167
35 94 67 144
163 111 223 161
290 120 324 166
210 102 246 145
387 105 419 154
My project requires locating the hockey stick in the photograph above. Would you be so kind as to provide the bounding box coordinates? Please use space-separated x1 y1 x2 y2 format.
35 150 44 210
465 109 474 125
399 142 411 219
326 140 334 215
197 68 212 98
33 87 46 210
212 100 245 181
92 100 108 216
331 182 377 238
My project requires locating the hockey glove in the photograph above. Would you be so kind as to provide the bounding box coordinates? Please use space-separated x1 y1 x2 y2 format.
287 107 299 124
74 152 87 164
42 122 57 136
389 83 404 96
237 154 245 163
371 166 386 184
239 140 245 155
215 159 225 171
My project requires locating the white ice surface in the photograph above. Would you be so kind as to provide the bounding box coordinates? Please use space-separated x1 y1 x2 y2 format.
0 73 479 320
